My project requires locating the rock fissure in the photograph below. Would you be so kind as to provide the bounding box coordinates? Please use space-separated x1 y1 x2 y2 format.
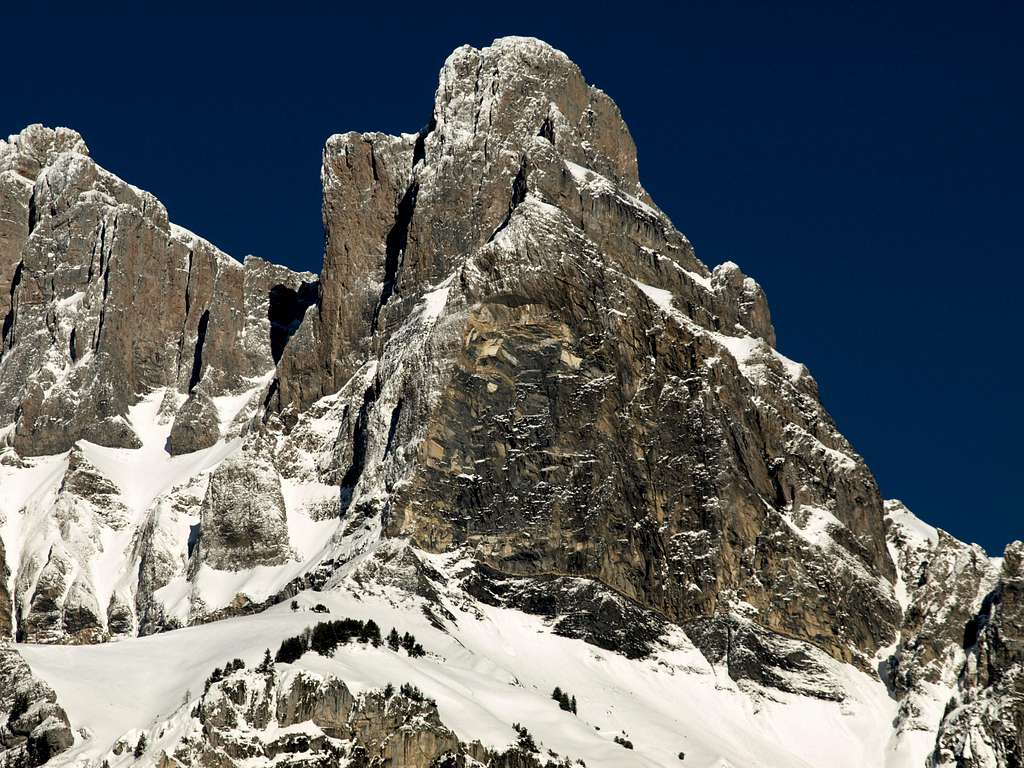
339 382 378 513
372 181 419 333
188 309 210 392
1 261 22 349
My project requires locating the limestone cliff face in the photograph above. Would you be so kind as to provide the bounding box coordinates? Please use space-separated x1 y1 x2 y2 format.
0 124 314 456
193 443 292 572
0 41 901 667
0 125 319 650
268 37 899 668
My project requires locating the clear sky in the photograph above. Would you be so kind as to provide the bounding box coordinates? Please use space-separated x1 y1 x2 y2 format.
4 3 1020 553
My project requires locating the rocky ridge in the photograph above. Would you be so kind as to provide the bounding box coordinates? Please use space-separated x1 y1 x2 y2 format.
885 503 1022 766
114 661 573 768
0 643 73 767
0 36 1019 767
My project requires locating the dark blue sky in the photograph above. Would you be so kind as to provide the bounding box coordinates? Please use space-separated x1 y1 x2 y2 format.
5 4 1020 553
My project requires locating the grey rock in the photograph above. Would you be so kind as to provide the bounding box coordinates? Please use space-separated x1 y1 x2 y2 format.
463 563 667 659
148 664 563 768
15 532 105 646
884 500 1024 763
193 439 291 571
0 538 10 641
168 391 221 455
275 671 353 736
9 447 140 644
1 37 1021 767
930 542 1024 766
275 131 416 411
2 41 901 673
0 641 73 767
684 615 846 701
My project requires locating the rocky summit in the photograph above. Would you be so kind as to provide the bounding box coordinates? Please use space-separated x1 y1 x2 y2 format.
0 37 1018 768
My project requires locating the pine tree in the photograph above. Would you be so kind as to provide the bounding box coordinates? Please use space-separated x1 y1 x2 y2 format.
401 632 416 654
204 666 224 693
387 628 401 651
400 682 425 702
275 635 307 664
365 619 381 646
513 723 538 753
311 621 335 656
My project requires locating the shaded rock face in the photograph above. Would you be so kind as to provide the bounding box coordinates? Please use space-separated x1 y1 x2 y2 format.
684 615 847 701
167 391 221 455
193 443 291 571
146 665 561 768
929 542 1024 767
0 537 11 641
0 643 73 767
463 564 668 659
274 131 417 411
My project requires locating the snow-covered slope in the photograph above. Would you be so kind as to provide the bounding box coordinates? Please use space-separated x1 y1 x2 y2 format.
20 543 902 768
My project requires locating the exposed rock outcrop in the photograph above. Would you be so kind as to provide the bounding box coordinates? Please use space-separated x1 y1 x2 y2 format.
167 392 221 456
193 440 291 572
930 542 1024 766
0 643 73 767
136 663 569 768
0 41 903 669
882 500 1024 765
11 448 121 644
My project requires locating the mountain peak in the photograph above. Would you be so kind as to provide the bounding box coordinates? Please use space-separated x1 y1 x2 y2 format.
431 35 640 192
1 124 89 179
